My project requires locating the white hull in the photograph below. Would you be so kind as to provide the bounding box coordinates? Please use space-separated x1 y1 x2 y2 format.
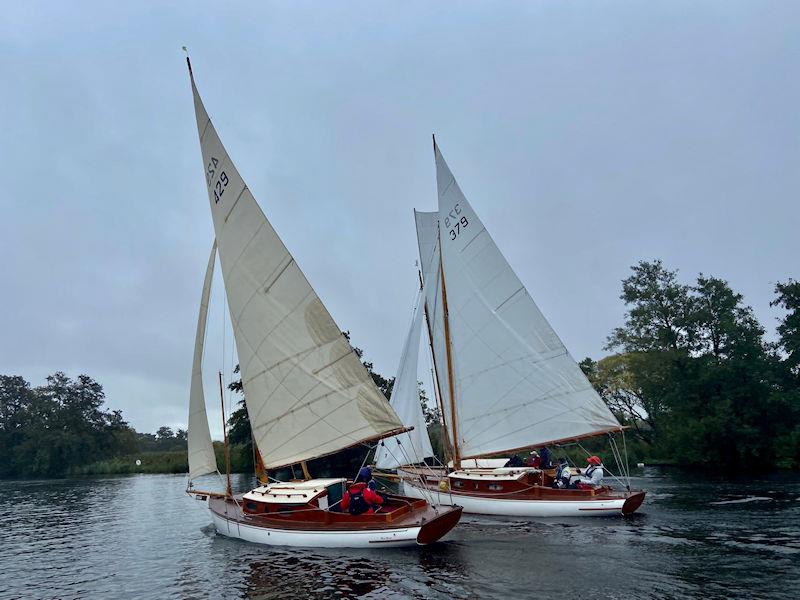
208 507 423 549
401 479 628 517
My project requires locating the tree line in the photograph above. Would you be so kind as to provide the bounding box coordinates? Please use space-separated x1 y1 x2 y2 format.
580 260 800 470
0 372 191 478
2 259 798 478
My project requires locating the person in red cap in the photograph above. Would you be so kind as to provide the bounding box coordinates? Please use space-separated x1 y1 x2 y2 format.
575 456 605 488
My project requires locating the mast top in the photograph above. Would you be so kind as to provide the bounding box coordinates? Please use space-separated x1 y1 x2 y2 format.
182 46 193 78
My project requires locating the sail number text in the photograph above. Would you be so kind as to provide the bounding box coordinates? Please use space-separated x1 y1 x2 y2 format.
444 203 469 241
206 157 229 204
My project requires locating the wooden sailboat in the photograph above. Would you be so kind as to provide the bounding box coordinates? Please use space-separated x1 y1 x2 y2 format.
397 138 646 517
183 58 461 547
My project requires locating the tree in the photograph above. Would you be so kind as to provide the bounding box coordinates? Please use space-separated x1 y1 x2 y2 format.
607 260 693 353
772 279 800 373
581 355 656 444
603 261 800 470
1 372 140 477
691 275 764 359
155 426 175 440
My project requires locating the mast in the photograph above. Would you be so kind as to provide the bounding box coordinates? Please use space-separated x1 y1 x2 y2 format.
218 371 233 497
418 270 452 465
438 252 461 469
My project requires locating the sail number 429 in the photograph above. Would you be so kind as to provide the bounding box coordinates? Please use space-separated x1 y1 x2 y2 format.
444 203 469 240
205 157 229 204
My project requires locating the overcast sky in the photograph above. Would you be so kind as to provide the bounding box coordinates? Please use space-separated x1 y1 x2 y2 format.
2 1 798 438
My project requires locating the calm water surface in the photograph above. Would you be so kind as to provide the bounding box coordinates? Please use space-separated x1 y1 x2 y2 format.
1 468 798 599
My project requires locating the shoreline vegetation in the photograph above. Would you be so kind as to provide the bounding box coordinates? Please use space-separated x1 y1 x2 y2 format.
2 260 799 479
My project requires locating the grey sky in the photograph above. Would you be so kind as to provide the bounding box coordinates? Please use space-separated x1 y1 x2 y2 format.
2 1 799 438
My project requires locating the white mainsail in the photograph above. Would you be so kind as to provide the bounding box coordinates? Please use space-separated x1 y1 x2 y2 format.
188 241 219 480
428 139 621 459
375 289 434 469
187 61 404 469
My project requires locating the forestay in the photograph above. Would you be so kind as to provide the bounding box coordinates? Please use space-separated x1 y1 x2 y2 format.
187 61 404 469
375 289 434 469
188 241 219 480
431 140 621 459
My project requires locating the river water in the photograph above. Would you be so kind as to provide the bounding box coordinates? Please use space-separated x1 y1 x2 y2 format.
0 468 798 599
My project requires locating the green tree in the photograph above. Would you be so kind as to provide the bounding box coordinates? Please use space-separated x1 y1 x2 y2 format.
603 262 800 470
772 279 800 373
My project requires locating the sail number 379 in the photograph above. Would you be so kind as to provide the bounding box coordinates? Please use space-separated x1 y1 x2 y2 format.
444 203 469 240
206 157 229 204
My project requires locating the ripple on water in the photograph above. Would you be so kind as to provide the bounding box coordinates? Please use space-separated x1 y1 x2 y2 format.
1 471 799 599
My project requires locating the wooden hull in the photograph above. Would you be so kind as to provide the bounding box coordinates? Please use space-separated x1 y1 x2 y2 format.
192 492 462 548
398 469 646 518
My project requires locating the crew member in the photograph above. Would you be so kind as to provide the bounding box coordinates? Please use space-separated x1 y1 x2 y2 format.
341 481 384 515
356 466 377 491
553 458 572 488
539 446 552 470
575 456 604 488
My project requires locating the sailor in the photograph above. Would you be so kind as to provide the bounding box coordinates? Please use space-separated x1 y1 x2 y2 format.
356 466 377 491
539 446 552 470
525 450 541 468
575 456 605 488
341 481 385 515
553 458 572 488
505 454 524 467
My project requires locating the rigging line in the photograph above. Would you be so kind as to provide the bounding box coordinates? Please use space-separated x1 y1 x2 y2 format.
620 433 630 482
381 441 436 506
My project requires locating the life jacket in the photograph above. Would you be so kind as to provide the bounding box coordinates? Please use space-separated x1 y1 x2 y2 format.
347 483 370 515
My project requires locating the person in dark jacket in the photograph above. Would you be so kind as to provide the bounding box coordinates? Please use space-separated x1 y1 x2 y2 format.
539 446 552 470
505 454 524 467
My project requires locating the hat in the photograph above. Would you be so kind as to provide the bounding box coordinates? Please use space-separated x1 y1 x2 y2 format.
357 466 373 482
587 456 601 466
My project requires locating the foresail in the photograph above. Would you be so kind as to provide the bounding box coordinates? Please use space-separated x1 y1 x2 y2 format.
433 140 621 458
375 290 434 469
188 241 219 480
187 62 404 469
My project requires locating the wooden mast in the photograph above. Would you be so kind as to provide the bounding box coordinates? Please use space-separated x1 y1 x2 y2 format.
438 253 461 470
218 371 233 497
418 269 452 465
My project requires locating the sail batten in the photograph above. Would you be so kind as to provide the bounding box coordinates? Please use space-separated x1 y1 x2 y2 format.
188 65 404 470
423 141 621 458
187 241 219 481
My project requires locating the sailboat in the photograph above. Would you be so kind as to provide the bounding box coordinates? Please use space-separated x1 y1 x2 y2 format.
397 138 646 517
183 58 462 548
